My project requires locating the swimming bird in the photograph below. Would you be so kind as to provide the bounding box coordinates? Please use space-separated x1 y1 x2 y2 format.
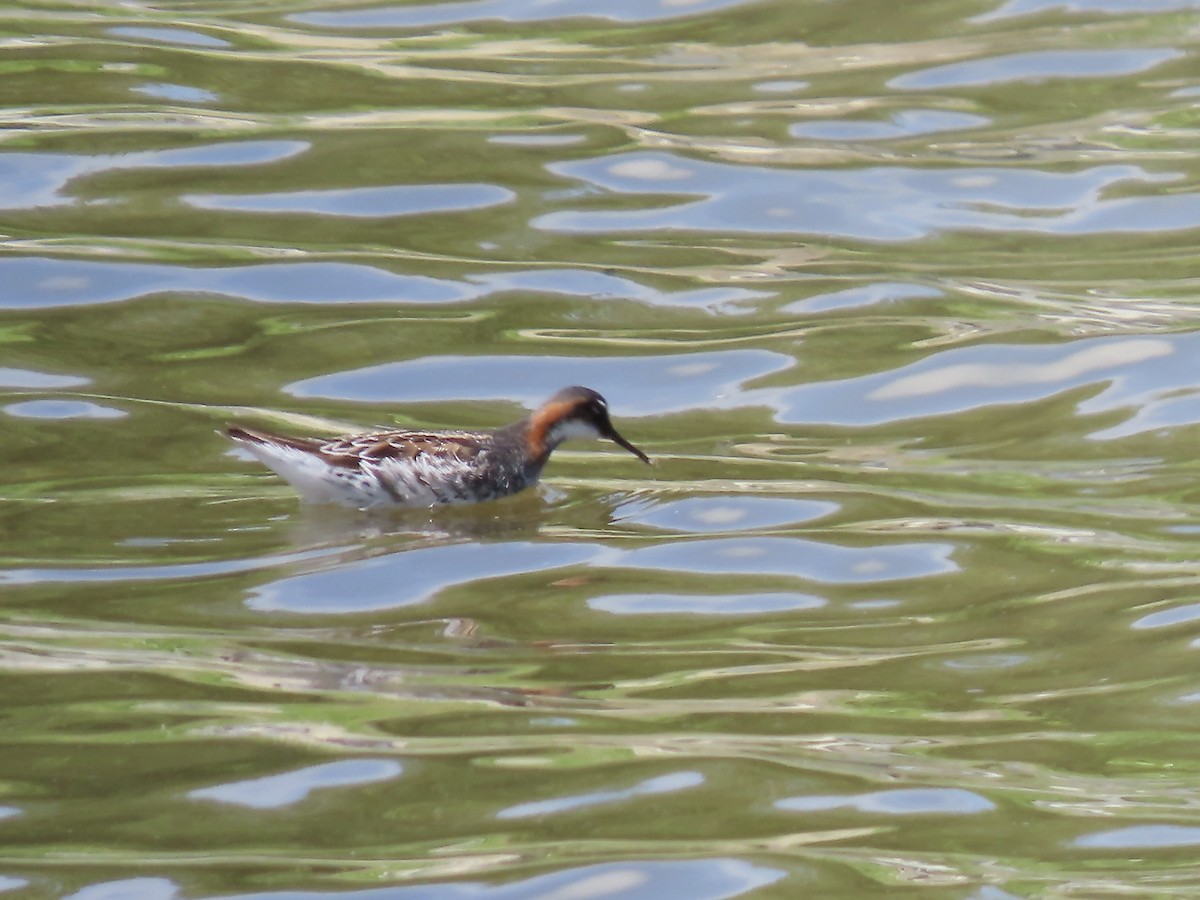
223 385 650 508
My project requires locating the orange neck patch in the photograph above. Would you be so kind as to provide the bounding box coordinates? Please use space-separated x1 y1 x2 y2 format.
525 399 575 462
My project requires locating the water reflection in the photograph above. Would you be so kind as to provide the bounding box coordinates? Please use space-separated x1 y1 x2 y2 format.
975 0 1200 22
249 540 606 613
496 770 703 819
790 110 988 141
0 367 88 389
1075 824 1200 848
590 591 825 615
0 141 306 211
470 268 769 311
783 283 941 314
618 537 957 583
294 0 770 28
539 152 1199 241
754 333 1194 429
109 26 232 48
66 879 184 900
190 759 402 809
779 787 995 815
0 256 777 311
288 350 793 414
622 496 837 531
67 859 785 900
0 547 343 586
1131 602 1200 629
0 257 473 308
132 83 218 104
4 399 125 420
248 529 953 614
9 0 1200 895
754 80 809 93
187 183 514 218
889 48 1180 90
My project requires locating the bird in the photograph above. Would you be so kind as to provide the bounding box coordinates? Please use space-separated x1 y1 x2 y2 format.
223 385 650 508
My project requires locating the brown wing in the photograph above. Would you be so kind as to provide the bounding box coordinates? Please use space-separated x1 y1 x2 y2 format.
224 425 325 453
227 424 492 470
319 430 491 468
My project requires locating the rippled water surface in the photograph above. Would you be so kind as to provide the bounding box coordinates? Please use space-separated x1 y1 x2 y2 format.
5 0 1200 896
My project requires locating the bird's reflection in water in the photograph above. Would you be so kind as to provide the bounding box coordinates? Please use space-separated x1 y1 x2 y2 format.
283 490 546 547
277 484 637 550
229 489 631 711
244 485 633 624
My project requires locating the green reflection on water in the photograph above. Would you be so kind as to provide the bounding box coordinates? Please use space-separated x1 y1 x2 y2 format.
2 0 1200 897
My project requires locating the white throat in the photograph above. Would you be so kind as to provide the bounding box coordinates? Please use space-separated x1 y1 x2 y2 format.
548 419 603 447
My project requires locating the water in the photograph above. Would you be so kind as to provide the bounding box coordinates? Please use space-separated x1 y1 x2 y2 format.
3 0 1200 896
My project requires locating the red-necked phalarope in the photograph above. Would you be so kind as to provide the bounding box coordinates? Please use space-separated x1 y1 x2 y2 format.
224 385 650 508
